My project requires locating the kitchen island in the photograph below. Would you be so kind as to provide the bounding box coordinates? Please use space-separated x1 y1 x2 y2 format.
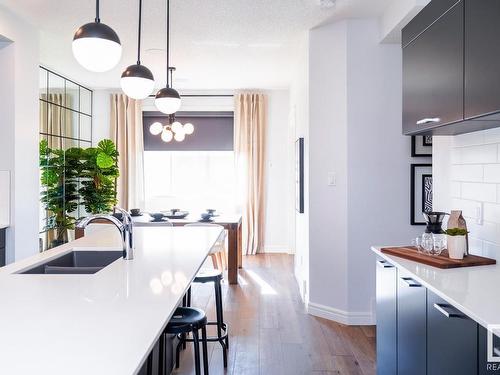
0 225 223 375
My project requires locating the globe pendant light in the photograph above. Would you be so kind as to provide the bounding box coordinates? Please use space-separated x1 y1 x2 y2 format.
72 0 122 72
121 0 155 99
155 0 181 114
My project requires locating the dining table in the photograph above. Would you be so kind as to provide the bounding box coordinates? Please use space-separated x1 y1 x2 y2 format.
75 212 243 284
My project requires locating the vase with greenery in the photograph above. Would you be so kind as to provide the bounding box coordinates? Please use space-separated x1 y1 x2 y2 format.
445 228 468 260
39 140 82 247
79 139 119 214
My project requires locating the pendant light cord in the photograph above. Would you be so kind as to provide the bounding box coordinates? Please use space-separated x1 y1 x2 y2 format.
166 0 170 87
95 0 100 23
137 0 142 65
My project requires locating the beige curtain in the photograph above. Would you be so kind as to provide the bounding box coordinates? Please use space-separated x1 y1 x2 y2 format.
40 94 73 148
110 94 145 210
234 93 267 255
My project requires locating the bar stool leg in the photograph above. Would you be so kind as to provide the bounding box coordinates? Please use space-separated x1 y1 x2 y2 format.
192 328 202 375
214 279 228 367
201 325 209 375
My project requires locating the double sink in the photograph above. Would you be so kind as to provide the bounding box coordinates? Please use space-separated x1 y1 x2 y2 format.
18 250 123 274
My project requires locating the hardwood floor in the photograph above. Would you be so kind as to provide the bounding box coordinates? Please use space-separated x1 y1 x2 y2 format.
174 254 376 375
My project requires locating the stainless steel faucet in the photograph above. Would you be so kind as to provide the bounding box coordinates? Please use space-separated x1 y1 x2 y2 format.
76 207 134 260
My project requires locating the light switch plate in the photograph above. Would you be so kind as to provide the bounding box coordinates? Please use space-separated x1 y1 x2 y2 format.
475 202 483 225
327 172 336 186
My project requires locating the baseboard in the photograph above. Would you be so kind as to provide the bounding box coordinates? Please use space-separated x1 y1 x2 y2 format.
307 302 374 325
261 246 291 254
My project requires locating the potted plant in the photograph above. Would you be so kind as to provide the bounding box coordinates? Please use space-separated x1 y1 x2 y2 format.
445 228 468 259
79 139 119 214
39 140 82 248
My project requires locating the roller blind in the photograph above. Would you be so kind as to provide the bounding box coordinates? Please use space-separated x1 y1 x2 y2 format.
143 111 234 151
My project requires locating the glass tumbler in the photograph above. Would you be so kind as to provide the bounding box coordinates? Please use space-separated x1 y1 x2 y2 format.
430 233 447 256
420 233 434 254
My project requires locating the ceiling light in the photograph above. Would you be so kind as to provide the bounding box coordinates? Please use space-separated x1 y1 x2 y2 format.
72 0 122 72
161 128 173 142
121 0 155 99
171 121 183 134
155 0 181 114
183 123 194 135
174 132 185 142
149 122 163 135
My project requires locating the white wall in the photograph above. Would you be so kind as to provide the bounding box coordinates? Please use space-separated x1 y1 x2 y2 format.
433 129 500 259
0 6 39 262
307 18 423 324
290 34 310 301
92 89 293 253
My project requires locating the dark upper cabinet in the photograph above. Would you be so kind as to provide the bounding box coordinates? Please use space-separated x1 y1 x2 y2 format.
465 0 500 119
402 0 464 135
427 290 478 375
376 259 397 375
0 229 4 267
397 272 427 375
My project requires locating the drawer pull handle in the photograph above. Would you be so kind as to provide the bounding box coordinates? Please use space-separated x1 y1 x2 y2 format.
377 260 394 268
401 277 421 287
416 117 441 125
433 303 464 318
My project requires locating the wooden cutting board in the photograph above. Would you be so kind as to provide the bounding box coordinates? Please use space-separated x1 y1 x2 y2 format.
381 246 496 269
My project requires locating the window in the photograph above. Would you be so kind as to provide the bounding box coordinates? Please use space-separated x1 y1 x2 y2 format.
143 112 237 214
39 67 93 250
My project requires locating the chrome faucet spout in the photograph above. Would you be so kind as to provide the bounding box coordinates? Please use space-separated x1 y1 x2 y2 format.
76 207 134 260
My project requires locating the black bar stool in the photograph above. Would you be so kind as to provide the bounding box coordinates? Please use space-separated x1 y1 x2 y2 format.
165 307 209 375
183 268 229 368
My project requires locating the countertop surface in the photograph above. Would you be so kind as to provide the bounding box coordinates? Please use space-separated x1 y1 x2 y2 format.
0 223 8 229
372 246 500 329
0 226 223 375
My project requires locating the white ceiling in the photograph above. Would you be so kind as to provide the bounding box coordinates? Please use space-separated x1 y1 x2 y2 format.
0 0 393 90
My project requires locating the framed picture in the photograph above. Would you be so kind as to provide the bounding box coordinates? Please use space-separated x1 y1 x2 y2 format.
295 138 304 213
410 164 432 225
411 135 432 157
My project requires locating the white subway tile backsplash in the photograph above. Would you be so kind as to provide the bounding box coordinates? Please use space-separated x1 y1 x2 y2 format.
467 237 484 256
458 144 498 164
451 182 461 198
461 182 497 202
482 241 500 260
482 128 500 145
484 164 500 183
453 131 485 147
483 203 500 224
450 198 479 220
451 165 483 182
467 221 500 244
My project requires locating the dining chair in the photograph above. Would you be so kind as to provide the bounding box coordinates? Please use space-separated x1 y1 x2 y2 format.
185 223 227 271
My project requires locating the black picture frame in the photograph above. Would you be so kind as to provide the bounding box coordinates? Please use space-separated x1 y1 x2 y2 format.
411 135 432 157
410 164 432 225
295 138 304 213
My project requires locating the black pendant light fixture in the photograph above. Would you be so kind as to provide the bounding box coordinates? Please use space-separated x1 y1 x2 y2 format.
120 0 155 99
154 0 181 114
72 0 122 72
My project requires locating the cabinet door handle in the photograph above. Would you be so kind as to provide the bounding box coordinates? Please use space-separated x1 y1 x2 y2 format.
416 117 441 125
433 303 465 318
377 260 394 268
400 277 421 287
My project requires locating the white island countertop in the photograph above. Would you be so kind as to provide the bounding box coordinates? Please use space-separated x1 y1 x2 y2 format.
372 246 500 329
0 226 223 375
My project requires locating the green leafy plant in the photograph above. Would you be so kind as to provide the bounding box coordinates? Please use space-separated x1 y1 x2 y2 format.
79 139 119 214
39 138 119 248
39 139 82 246
445 228 468 236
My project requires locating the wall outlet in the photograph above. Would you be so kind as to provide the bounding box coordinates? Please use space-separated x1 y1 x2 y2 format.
327 172 336 186
475 202 483 225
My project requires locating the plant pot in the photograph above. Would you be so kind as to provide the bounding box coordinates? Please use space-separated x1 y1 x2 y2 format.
447 235 467 260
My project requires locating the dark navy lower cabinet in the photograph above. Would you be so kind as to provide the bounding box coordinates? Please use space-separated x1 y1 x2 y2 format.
427 290 478 375
376 259 397 375
479 326 500 375
397 271 427 375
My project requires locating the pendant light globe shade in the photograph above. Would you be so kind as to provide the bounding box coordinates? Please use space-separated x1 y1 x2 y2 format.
161 129 174 142
121 64 155 99
154 87 181 114
174 131 185 142
149 122 163 135
183 122 194 135
171 121 183 134
72 22 122 72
